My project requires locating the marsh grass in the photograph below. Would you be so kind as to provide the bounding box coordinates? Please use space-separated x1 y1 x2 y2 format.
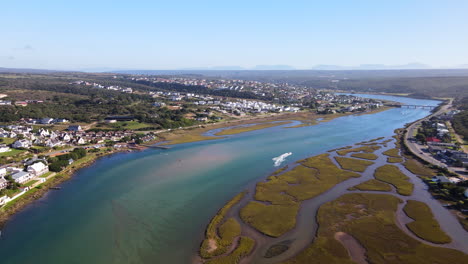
240 202 300 237
374 165 414 196
200 192 246 258
282 193 468 264
350 152 378 160
382 148 400 158
243 154 360 237
403 159 436 177
348 179 392 192
387 157 404 163
336 145 381 156
215 122 291 136
334 156 374 172
403 200 452 244
205 236 255 264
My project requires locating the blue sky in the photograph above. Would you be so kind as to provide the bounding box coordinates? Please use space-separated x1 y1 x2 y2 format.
1 0 468 70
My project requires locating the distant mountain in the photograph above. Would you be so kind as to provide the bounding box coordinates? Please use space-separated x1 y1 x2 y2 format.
0 67 60 74
311 63 431 70
251 65 296 70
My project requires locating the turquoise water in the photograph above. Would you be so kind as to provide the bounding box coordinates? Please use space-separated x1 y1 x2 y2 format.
0 95 440 264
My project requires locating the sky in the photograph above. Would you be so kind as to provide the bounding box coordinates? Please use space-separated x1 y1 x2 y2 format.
1 0 468 71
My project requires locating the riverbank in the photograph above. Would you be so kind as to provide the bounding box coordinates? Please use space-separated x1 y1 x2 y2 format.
160 106 393 146
0 148 133 227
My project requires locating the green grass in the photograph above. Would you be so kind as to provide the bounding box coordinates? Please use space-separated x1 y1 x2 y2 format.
282 193 468 264
205 236 255 264
403 159 436 177
387 157 404 163
348 179 392 192
374 165 414 196
382 148 400 158
39 171 53 178
108 121 154 130
0 137 16 145
334 156 374 172
218 218 241 245
336 145 381 156
350 152 378 160
24 180 39 187
240 201 299 237
0 149 27 157
403 200 452 244
200 192 246 258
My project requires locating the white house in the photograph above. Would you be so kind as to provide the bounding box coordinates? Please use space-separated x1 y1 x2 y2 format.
0 144 10 153
12 139 31 149
0 177 8 189
27 162 49 177
12 171 33 184
0 168 6 177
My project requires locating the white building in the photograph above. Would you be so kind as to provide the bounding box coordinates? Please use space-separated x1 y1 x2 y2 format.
12 171 33 184
0 144 10 153
0 177 8 189
0 168 6 177
12 139 31 149
27 162 49 177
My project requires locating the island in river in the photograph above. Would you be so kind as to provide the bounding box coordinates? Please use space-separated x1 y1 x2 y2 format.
0 94 459 264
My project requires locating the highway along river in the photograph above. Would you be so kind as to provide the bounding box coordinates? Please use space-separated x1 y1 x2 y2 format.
0 95 441 264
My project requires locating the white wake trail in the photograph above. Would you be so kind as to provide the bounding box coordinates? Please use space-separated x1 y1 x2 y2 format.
272 152 292 167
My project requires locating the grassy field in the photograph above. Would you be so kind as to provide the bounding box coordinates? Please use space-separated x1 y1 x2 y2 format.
200 192 246 258
403 159 436 177
205 236 255 264
161 132 220 146
240 201 299 237
334 156 374 172
282 193 468 264
403 200 452 244
0 137 16 145
374 165 414 196
336 145 381 156
387 157 404 163
0 149 27 157
24 180 39 187
382 148 401 158
215 121 291 136
243 154 360 237
350 152 378 160
106 121 155 130
348 179 392 192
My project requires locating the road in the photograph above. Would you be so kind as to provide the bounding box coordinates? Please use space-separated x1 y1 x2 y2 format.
404 99 467 178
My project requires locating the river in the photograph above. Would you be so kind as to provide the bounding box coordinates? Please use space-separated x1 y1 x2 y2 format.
0 95 441 264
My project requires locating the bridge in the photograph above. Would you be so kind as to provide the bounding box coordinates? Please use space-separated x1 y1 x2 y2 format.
399 105 436 110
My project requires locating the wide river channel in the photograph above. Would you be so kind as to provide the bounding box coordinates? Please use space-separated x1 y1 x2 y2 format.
0 94 441 264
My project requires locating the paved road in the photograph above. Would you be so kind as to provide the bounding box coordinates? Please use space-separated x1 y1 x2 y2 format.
404 99 467 178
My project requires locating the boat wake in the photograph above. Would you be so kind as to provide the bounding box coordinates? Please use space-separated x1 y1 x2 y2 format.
273 152 292 167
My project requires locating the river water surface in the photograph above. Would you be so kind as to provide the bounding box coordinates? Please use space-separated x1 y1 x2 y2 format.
0 95 441 264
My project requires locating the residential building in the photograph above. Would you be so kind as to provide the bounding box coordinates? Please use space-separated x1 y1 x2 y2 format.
0 177 8 189
27 162 49 177
68 125 82 132
12 139 31 149
0 144 10 153
12 171 33 184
